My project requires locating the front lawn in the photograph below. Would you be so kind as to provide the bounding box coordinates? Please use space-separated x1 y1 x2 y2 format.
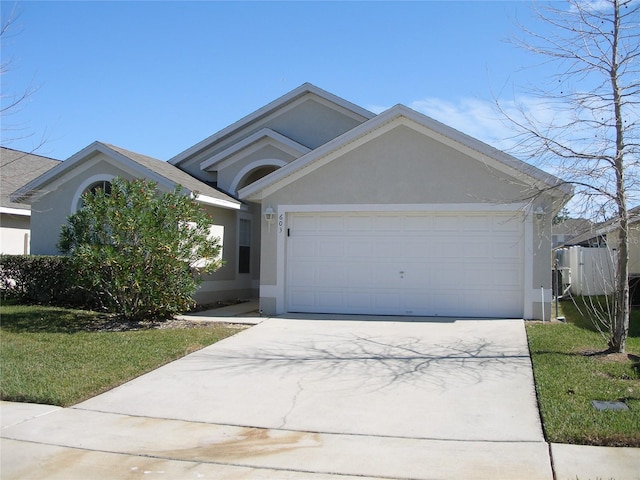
0 305 243 407
526 298 640 446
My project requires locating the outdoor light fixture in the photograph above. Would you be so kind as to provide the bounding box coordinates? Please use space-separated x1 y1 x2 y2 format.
264 205 276 231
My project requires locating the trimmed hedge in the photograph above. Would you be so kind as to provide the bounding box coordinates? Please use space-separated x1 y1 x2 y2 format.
0 255 94 308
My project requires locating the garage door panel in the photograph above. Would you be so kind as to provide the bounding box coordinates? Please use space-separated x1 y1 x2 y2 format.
347 215 373 231
404 240 429 259
286 212 524 318
374 215 402 231
435 215 460 232
347 238 372 257
463 215 491 232
493 266 522 288
493 215 521 231
316 215 344 231
432 240 459 258
289 289 316 309
316 238 344 258
462 242 491 259
373 240 398 258
290 237 316 258
493 241 521 260
403 215 433 231
289 263 316 286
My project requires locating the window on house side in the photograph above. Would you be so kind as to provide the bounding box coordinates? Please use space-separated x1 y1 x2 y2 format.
78 181 112 209
239 219 251 274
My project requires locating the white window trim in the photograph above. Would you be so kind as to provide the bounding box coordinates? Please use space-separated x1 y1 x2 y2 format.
229 159 288 196
71 174 115 213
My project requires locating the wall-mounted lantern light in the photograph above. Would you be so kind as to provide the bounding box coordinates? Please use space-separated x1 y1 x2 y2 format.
264 205 276 231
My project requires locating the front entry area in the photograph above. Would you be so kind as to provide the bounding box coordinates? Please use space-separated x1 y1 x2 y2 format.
286 211 525 318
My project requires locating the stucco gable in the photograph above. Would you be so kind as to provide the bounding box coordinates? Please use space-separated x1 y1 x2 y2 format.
11 142 241 210
239 105 572 204
169 83 374 173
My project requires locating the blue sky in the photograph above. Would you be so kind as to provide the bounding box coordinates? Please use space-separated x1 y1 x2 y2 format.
2 1 556 161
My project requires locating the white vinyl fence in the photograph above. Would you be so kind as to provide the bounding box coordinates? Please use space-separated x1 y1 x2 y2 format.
555 246 616 296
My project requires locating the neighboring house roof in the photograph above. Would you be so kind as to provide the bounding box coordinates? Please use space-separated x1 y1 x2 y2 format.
1 147 61 215
10 142 241 210
170 83 375 166
553 218 593 236
239 104 573 202
563 206 640 246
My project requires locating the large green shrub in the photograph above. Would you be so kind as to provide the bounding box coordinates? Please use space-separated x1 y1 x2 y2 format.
57 178 223 321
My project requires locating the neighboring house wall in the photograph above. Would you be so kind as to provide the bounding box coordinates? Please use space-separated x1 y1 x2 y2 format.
0 212 30 254
1 147 60 254
606 226 640 276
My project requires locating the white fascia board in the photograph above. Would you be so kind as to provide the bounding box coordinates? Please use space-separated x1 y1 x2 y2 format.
0 206 30 216
10 141 175 205
170 83 375 166
193 193 242 210
239 104 570 202
10 141 108 204
200 128 311 171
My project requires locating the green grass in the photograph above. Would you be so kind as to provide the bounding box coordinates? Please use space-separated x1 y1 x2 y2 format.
0 305 242 407
526 298 640 446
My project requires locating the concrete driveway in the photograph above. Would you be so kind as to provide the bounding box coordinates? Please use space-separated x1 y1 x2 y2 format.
2 316 553 479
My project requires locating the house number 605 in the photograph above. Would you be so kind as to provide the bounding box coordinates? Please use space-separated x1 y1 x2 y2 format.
278 213 284 234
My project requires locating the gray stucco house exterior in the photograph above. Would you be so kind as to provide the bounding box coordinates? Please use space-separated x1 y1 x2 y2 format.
12 83 572 319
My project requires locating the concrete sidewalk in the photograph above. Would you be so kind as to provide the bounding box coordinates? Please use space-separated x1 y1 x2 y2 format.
2 314 639 480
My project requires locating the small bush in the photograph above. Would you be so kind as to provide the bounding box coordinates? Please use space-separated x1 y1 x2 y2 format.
0 255 93 308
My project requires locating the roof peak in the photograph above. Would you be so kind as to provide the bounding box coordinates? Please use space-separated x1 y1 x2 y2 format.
169 83 375 166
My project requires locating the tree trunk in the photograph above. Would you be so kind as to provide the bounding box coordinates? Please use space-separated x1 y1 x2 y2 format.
608 0 630 354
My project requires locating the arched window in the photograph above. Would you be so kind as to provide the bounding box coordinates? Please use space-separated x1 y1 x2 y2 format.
71 175 115 213
86 180 112 197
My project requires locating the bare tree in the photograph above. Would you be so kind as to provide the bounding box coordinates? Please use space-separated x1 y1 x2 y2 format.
1 3 44 152
501 0 638 353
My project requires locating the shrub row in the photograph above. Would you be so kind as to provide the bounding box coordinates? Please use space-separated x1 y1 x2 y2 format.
0 255 95 308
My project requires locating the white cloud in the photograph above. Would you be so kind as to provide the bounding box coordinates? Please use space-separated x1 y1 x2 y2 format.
408 97 517 151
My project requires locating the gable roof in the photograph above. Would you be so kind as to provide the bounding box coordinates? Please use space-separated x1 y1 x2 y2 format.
563 206 640 246
200 128 312 171
239 104 573 202
10 142 241 210
1 147 61 214
170 83 375 166
552 218 593 236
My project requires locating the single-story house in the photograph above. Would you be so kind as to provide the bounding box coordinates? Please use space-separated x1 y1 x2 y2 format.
555 206 640 303
11 83 572 319
551 217 593 248
1 147 61 254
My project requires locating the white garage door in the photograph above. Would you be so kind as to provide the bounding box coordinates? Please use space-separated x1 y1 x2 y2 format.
286 212 524 318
